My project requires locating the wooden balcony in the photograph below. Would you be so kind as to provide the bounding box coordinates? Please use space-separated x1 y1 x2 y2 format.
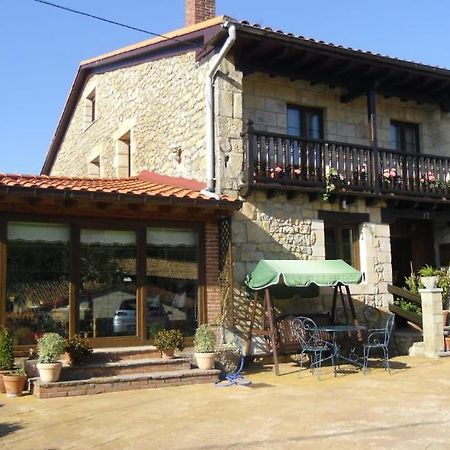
241 129 450 203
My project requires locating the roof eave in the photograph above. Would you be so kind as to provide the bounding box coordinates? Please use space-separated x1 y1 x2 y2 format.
0 185 242 210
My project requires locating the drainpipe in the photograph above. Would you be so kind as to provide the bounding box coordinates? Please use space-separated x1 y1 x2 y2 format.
202 23 237 197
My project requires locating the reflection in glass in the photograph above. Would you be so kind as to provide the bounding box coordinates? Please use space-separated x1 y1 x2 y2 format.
6 222 70 345
146 228 199 337
80 230 137 338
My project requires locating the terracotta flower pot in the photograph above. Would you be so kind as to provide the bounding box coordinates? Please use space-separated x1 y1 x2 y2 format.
37 362 62 383
0 370 11 393
3 374 27 397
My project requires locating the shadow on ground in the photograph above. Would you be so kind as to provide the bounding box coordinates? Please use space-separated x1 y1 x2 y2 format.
0 421 23 438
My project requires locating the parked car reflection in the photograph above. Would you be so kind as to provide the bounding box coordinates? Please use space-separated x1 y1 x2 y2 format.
113 296 169 335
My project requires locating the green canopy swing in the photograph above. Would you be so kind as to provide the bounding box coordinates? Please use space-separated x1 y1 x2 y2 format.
245 259 363 375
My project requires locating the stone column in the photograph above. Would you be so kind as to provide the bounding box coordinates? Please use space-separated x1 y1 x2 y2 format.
420 288 444 358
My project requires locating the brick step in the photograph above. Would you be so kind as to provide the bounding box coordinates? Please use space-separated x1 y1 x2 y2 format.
61 357 191 381
87 346 161 363
32 368 221 398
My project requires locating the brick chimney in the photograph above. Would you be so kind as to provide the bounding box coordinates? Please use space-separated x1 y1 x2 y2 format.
185 0 216 26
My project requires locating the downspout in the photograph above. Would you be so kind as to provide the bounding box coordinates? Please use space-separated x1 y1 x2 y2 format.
202 23 237 197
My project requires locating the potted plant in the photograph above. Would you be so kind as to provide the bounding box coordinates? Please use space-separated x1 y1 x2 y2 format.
37 333 65 383
0 327 14 393
194 324 216 370
215 342 241 375
3 368 27 397
64 335 93 366
153 329 184 359
419 265 440 290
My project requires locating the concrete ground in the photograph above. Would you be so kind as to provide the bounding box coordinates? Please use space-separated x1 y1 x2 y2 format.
1 355 450 450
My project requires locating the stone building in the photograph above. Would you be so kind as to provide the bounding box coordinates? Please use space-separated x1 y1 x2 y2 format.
7 0 450 349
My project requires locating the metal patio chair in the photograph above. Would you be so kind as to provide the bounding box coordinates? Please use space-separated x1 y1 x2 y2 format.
362 313 395 374
293 316 338 380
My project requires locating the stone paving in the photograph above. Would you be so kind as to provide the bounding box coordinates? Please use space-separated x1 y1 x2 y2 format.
1 355 450 449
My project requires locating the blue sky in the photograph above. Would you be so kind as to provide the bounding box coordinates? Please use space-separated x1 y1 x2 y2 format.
2 0 450 174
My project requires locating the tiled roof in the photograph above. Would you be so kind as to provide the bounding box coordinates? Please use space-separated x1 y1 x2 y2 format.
81 15 226 66
235 20 450 73
82 15 449 73
0 172 239 207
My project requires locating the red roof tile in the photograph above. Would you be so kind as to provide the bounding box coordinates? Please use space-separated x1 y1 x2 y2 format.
0 172 239 207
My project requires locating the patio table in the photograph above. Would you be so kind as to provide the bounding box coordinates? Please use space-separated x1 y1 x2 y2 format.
316 324 367 368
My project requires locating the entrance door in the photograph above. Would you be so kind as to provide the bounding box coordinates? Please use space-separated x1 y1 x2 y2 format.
145 228 200 338
390 219 435 286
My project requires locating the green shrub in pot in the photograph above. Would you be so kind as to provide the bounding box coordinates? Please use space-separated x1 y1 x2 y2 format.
0 327 14 393
194 324 216 370
37 333 65 383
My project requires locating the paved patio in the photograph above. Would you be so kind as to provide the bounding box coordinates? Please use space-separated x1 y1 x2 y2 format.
1 355 450 449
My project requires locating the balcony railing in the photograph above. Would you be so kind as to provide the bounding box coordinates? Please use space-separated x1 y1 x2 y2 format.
243 129 450 200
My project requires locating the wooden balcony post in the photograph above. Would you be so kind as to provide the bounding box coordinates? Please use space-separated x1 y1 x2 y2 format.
367 90 381 195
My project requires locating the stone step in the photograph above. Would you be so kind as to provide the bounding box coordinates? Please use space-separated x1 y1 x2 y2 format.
87 346 161 363
61 357 191 381
32 368 220 398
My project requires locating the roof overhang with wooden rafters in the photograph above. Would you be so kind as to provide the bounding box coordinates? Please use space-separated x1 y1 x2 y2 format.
0 171 241 220
210 20 450 110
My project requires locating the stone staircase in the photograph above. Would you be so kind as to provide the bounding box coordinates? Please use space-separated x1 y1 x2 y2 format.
29 346 220 399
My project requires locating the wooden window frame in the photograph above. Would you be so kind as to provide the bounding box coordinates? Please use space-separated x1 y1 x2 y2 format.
287 105 324 139
390 120 420 153
324 222 360 270
0 215 206 348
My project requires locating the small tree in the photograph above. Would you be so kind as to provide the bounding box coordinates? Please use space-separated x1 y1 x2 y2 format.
0 327 14 370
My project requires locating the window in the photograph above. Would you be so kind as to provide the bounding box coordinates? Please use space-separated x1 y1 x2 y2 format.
390 121 420 153
116 131 132 177
287 105 323 139
324 223 360 269
86 89 96 125
88 155 100 177
319 212 366 270
79 229 137 338
6 222 70 344
146 228 199 337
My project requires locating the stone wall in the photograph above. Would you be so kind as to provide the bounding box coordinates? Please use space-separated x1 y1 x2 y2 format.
232 193 393 308
242 72 448 155
51 52 208 181
214 56 245 194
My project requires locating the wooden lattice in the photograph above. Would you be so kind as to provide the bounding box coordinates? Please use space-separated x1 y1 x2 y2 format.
218 217 234 326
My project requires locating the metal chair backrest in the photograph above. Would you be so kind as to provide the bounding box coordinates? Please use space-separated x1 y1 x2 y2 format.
293 316 321 351
384 313 395 346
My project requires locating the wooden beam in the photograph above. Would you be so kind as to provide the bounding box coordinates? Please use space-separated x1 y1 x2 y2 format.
246 291 259 356
27 197 42 206
63 199 77 207
158 205 173 213
136 228 147 340
264 288 279 376
69 226 80 337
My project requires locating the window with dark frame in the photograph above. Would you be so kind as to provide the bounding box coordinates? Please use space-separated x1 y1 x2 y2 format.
390 120 420 153
324 222 360 270
287 105 324 139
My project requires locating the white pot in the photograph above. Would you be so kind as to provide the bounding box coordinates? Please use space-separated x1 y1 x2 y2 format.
421 276 439 290
195 352 215 370
37 362 62 383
